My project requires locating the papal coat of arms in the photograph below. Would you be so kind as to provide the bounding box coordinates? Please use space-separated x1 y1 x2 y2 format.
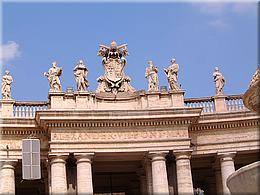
96 41 135 94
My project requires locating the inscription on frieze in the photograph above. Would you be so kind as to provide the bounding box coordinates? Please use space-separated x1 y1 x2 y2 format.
51 130 187 142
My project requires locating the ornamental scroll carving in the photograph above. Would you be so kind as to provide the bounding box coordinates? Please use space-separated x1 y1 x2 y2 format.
96 41 135 94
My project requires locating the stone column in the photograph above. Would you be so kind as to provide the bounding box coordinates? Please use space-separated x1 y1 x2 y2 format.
75 153 94 195
143 158 153 195
174 151 194 195
149 152 169 195
213 161 223 195
218 152 236 195
0 160 17 195
50 156 67 194
139 172 147 195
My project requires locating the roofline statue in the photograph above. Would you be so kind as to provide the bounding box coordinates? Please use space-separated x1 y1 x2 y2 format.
96 41 135 94
213 67 225 95
1 70 13 100
145 60 159 92
44 61 62 92
164 57 181 92
74 60 89 91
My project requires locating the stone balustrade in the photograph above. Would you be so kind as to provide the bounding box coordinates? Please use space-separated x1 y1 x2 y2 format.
13 101 48 117
225 95 247 111
184 97 215 113
0 93 249 118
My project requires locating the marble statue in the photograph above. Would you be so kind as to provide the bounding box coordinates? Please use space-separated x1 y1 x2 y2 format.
1 70 13 99
74 60 89 91
145 61 159 92
164 58 181 91
44 61 62 92
96 41 135 94
213 67 225 95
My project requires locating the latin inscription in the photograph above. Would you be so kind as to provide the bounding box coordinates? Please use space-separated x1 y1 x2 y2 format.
51 130 186 142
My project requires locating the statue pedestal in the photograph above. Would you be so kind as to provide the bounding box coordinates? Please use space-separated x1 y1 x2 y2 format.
48 92 65 109
169 90 185 108
147 91 160 108
75 91 93 109
0 99 15 118
214 95 227 112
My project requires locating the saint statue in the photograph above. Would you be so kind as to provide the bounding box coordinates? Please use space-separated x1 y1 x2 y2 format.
1 70 13 100
44 61 62 92
145 61 159 92
213 67 225 95
74 60 89 91
164 58 181 91
96 41 135 94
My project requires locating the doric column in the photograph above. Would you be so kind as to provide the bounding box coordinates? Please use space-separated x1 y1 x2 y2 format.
143 158 153 195
139 172 147 195
174 150 193 195
149 151 169 195
213 161 223 195
75 153 94 195
50 156 67 194
218 152 236 195
0 160 17 195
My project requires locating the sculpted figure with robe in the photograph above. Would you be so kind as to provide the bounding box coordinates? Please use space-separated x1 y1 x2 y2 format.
44 61 62 92
1 70 13 99
164 58 181 91
145 61 159 92
213 67 225 95
74 60 89 91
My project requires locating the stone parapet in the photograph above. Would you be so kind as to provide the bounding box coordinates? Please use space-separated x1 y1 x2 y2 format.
47 90 186 110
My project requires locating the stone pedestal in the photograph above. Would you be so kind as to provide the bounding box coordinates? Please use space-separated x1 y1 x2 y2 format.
214 95 227 112
147 92 160 108
48 92 65 109
0 160 17 195
149 152 169 195
174 151 194 195
76 154 94 195
0 100 15 117
218 152 236 195
170 90 185 108
50 156 67 194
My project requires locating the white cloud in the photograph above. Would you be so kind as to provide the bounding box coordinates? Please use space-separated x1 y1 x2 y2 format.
191 2 256 30
208 19 228 29
0 41 21 64
192 2 227 16
192 2 256 16
232 2 257 14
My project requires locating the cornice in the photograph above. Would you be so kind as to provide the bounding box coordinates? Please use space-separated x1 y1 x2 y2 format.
189 118 259 131
46 118 193 129
35 107 202 129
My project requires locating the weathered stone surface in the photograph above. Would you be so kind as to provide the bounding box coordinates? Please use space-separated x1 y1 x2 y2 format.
227 161 260 194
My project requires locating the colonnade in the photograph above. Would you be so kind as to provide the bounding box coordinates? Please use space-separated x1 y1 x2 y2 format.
0 151 237 195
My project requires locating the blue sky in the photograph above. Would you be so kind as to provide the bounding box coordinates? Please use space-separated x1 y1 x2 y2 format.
1 1 258 100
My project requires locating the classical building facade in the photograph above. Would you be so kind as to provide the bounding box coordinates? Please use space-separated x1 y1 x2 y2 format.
0 42 259 195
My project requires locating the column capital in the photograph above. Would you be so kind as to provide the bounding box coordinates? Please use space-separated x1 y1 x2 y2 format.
75 153 94 163
173 149 192 160
217 152 236 162
0 160 17 169
49 155 68 164
148 151 168 162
